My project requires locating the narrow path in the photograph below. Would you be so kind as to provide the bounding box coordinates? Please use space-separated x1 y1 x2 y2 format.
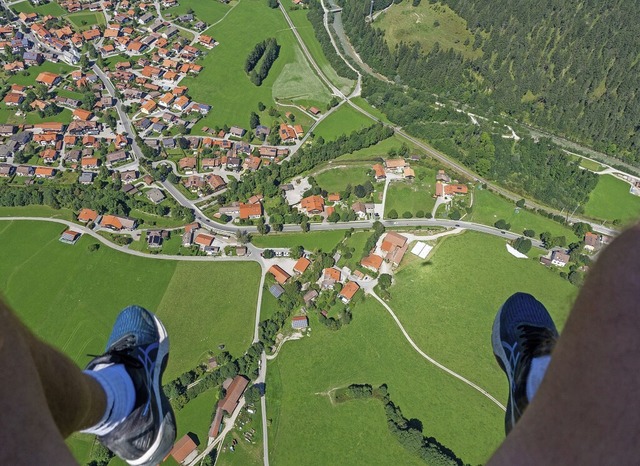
368 290 506 411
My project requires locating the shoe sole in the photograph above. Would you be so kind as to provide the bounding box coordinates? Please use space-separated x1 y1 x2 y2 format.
491 304 516 434
128 314 173 466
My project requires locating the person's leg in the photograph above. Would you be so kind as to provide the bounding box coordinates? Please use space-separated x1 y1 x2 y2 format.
490 224 640 465
0 299 106 466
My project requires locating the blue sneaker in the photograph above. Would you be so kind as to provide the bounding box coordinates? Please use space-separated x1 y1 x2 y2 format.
492 293 558 434
86 305 176 465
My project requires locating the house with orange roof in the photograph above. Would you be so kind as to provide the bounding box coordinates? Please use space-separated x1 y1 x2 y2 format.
300 195 324 215
41 149 57 163
384 158 406 171
158 92 174 107
35 122 65 133
172 96 190 111
63 135 77 145
199 35 216 48
77 208 98 223
372 163 386 180
194 233 214 250
339 281 360 304
100 215 137 231
239 202 262 220
141 100 157 114
404 167 415 179
73 109 93 121
361 254 383 272
3 92 24 106
35 71 61 87
269 265 291 285
35 166 56 178
82 28 101 41
322 268 341 289
293 257 311 274
115 134 127 147
444 184 468 195
34 133 58 146
81 157 99 169
328 193 341 202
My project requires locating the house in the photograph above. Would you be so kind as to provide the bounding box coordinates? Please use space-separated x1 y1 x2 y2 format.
16 165 34 177
35 71 61 87
303 289 318 305
291 316 309 329
115 134 127 147
78 172 94 184
3 92 24 106
41 149 57 163
194 233 214 250
248 194 264 205
141 100 157 114
550 250 570 267
206 174 226 192
361 254 383 272
381 232 408 267
328 193 341 202
147 188 165 204
269 284 285 299
339 281 360 304
226 157 241 170
169 434 198 465
244 156 261 171
404 167 415 179
309 106 320 115
584 232 600 252
184 175 204 190
35 167 56 178
0 125 16 137
219 375 249 414
293 257 310 274
436 169 450 183
0 164 15 177
300 195 324 214
100 215 137 230
322 267 341 289
229 126 245 138
351 201 367 219
384 158 406 171
239 202 262 219
269 265 291 285
178 157 197 172
77 208 98 223
435 182 445 197
146 230 166 248
59 229 81 244
106 150 128 167
444 184 468 195
0 146 12 161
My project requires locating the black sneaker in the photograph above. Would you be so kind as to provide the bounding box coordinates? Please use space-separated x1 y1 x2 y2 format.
491 293 558 434
86 305 176 465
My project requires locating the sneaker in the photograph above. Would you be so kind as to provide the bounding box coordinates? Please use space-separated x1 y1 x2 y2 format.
491 293 558 434
86 305 176 465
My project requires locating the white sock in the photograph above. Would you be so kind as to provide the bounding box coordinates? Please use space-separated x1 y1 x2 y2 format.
81 364 136 436
526 355 551 402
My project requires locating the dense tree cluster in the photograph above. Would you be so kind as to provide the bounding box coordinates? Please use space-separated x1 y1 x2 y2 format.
340 0 640 163
244 38 280 86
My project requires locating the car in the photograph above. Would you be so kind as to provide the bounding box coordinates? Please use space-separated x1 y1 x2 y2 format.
501 231 506 234
455 224 460 227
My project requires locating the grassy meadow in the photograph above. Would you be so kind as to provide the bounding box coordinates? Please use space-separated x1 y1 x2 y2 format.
312 104 375 141
0 221 260 464
389 231 577 399
314 165 371 193
472 188 579 241
583 174 640 224
11 0 66 15
334 134 415 161
250 229 345 252
385 167 437 217
267 296 505 466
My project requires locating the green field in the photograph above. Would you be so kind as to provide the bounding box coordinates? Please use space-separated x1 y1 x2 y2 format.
578 158 605 172
334 134 414 161
314 165 370 193
7 61 75 86
287 8 355 96
336 231 369 270
0 205 75 220
389 231 577 399
11 0 66 15
66 11 106 30
272 45 332 109
312 104 375 141
350 97 393 124
583 174 640 224
268 296 504 465
165 0 231 24
472 189 579 240
385 167 437 217
183 0 330 131
251 229 345 252
376 1 481 59
0 221 260 463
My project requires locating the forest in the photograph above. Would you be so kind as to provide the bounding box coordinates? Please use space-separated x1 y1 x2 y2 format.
339 0 640 164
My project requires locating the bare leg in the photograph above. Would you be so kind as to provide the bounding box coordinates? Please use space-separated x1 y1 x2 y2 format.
489 224 640 465
0 300 106 466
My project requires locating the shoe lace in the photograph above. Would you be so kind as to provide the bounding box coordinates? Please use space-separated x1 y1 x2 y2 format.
516 324 558 361
88 336 143 369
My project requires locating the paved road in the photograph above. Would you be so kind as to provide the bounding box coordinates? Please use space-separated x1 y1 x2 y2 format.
369 290 506 411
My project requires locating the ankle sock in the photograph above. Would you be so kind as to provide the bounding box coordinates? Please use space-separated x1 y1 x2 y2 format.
81 364 136 436
526 355 551 402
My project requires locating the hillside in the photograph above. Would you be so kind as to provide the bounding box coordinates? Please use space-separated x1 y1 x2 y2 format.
341 0 640 164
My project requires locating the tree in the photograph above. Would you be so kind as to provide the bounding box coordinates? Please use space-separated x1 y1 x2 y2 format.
449 209 461 220
415 210 425 218
258 101 266 111
87 243 100 252
572 222 591 238
289 245 304 259
516 198 526 208
245 385 261 403
402 211 413 219
495 219 510 230
378 273 392 290
256 218 269 235
513 237 532 254
249 111 260 129
354 184 366 198
388 209 398 219
267 0 278 7
523 229 535 237
328 211 340 223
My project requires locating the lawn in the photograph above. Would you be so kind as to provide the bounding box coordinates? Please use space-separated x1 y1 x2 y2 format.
385 167 437 217
0 205 75 220
251 230 345 252
7 61 75 86
349 97 392 124
164 0 231 24
267 296 505 466
583 174 640 224
0 221 260 463
579 158 604 172
183 0 330 131
11 0 66 15
287 8 355 96
217 402 263 466
376 1 481 60
337 231 369 270
272 45 332 109
66 11 106 31
312 104 375 141
389 231 577 400
334 134 412 161
472 188 579 241
314 165 370 193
